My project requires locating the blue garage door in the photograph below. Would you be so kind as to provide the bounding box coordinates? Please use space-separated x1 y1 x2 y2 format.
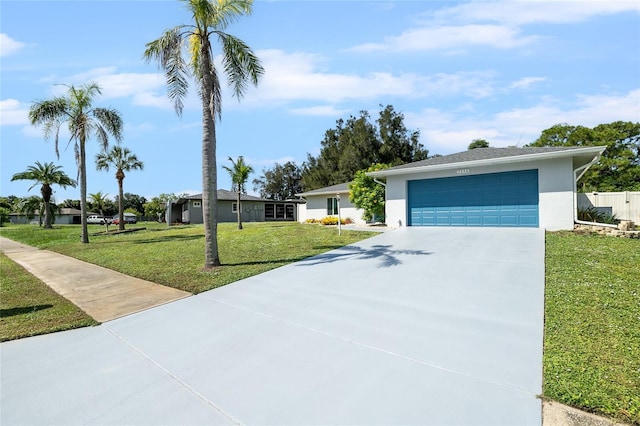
408 170 539 227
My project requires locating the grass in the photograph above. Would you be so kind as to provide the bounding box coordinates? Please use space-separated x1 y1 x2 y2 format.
0 254 97 342
544 231 640 424
0 221 377 294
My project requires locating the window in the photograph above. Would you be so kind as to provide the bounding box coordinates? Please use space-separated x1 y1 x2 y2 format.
232 202 242 213
327 197 338 215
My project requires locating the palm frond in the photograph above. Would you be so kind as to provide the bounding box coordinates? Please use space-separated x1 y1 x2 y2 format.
211 0 254 29
144 27 190 116
218 32 264 99
93 108 124 143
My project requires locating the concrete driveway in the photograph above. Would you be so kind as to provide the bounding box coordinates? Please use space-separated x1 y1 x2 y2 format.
1 227 545 425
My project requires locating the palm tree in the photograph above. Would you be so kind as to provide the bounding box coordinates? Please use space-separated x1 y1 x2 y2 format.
96 146 144 230
11 161 77 228
28 82 123 243
222 156 253 229
89 191 110 221
144 0 263 268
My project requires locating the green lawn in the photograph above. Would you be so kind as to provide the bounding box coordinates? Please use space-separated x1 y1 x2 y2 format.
0 221 377 294
544 232 640 424
0 254 97 342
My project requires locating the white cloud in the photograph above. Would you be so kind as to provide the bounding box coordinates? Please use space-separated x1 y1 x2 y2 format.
0 99 29 126
349 25 539 53
239 49 497 106
289 105 352 117
0 34 26 57
509 77 548 89
406 89 640 155
427 1 640 26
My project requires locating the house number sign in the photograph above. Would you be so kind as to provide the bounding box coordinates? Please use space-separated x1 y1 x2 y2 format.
456 168 470 174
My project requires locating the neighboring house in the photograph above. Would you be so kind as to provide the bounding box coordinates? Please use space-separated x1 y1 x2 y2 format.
296 182 367 224
9 208 86 225
367 146 606 230
165 189 299 224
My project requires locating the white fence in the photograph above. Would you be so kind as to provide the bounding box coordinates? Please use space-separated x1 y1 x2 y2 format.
577 192 640 222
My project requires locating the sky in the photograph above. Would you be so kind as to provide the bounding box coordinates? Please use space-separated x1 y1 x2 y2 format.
1 0 639 203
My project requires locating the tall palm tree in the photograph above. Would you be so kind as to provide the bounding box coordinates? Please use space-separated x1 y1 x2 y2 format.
144 0 263 268
222 156 253 229
28 82 123 243
11 161 77 228
96 146 144 231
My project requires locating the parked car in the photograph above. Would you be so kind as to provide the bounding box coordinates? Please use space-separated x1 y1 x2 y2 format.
112 213 137 225
87 215 112 225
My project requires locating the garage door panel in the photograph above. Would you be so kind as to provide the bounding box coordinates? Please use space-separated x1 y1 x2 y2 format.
408 170 539 227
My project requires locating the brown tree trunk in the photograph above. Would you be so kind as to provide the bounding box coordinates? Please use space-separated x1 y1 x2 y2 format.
79 138 89 243
41 183 53 229
237 190 242 230
117 170 125 231
200 42 220 268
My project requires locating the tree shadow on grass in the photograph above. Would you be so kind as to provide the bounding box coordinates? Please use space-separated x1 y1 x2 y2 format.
133 234 204 244
224 256 311 267
296 244 431 268
1 304 53 318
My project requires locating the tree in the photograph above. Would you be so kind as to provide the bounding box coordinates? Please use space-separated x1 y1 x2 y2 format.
88 191 110 219
16 196 43 225
223 156 254 229
0 207 9 227
119 193 147 215
377 105 428 165
11 161 77 228
144 193 176 222
252 161 302 200
96 146 144 230
29 82 123 242
302 105 427 190
468 139 490 149
349 164 389 222
144 0 263 268
528 121 640 191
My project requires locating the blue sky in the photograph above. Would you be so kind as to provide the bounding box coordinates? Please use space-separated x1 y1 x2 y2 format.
1 0 639 203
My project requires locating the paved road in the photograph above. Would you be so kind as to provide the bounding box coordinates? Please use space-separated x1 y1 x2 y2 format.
1 227 545 425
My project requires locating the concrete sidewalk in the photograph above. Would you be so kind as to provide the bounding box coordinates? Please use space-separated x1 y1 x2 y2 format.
0 236 190 322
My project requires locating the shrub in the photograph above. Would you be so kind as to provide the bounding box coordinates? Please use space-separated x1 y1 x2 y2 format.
319 216 348 226
577 206 619 225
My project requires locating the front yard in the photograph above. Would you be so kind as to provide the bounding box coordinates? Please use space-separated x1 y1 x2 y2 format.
0 223 638 423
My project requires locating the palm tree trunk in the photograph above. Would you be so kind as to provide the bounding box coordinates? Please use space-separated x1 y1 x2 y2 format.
79 138 89 243
41 183 53 229
237 190 242 230
200 50 221 268
117 176 125 231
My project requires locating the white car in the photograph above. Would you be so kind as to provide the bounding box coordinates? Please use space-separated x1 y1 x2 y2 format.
87 215 112 225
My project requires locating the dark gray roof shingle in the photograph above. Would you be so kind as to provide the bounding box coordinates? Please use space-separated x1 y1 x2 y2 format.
386 147 590 171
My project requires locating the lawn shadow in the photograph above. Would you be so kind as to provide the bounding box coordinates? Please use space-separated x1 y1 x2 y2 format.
224 256 311 266
133 234 204 244
296 244 431 268
1 304 53 318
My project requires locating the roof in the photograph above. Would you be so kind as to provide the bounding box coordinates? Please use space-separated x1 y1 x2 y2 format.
178 189 267 203
368 146 606 177
297 182 352 197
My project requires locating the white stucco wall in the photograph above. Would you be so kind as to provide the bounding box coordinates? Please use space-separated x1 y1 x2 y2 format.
384 157 576 230
298 193 366 224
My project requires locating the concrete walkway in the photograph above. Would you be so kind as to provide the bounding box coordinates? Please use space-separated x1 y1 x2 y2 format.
0 236 190 322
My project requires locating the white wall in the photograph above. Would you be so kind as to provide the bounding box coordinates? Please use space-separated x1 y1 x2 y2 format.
578 192 640 222
298 193 366 224
384 157 576 230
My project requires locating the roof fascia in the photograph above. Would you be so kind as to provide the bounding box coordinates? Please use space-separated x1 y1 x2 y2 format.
367 146 606 178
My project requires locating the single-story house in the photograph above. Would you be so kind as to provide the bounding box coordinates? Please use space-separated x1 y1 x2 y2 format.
166 189 300 224
9 208 85 225
296 182 367 224
367 146 606 230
